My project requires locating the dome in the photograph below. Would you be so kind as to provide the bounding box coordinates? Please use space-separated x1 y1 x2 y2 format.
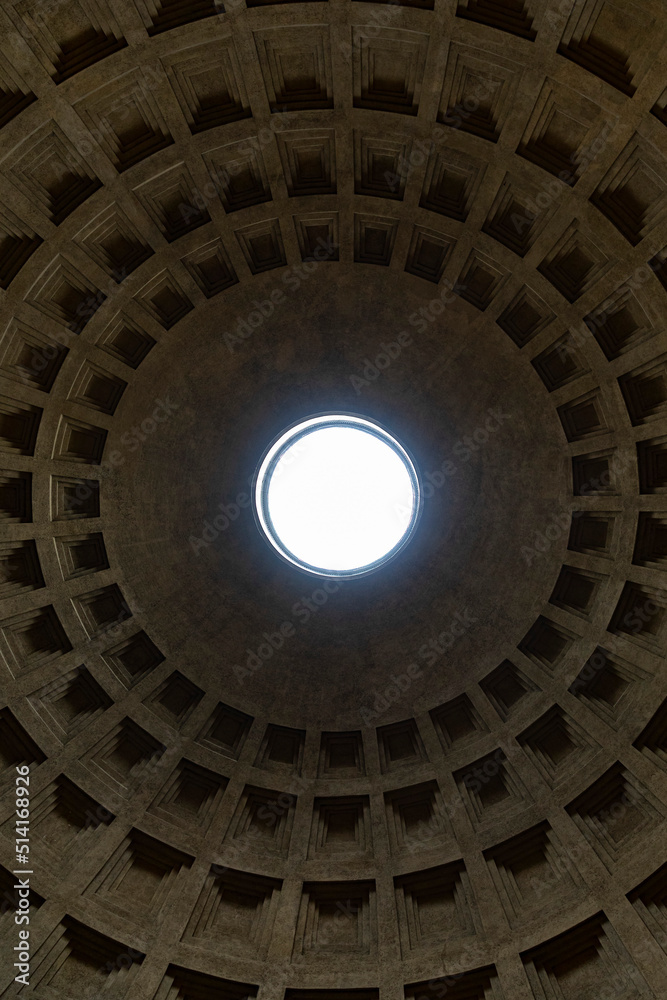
0 1 666 998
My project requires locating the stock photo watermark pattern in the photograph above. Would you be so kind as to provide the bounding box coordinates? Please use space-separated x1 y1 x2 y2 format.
1 0 667 998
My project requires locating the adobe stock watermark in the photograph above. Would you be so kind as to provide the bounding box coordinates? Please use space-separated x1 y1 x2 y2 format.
189 491 253 554
292 896 361 961
172 106 296 227
75 73 164 160
338 1 404 60
59 396 179 522
349 278 464 395
508 119 615 239
106 396 179 468
392 408 513 527
349 332 413 395
8 278 123 389
407 277 462 334
210 772 312 878
234 577 345 685
396 937 484 998
223 236 338 353
438 75 502 131
618 594 665 638
359 606 477 725
521 509 578 566
381 75 501 196
13 765 32 987
401 748 507 856
189 437 310 555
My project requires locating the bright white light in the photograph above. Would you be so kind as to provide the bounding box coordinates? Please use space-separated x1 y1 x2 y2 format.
254 415 420 576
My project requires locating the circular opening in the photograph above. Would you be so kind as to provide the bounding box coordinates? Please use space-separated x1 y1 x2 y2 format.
253 413 421 578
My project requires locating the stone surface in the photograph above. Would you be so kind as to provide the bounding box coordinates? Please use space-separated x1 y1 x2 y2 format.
0 0 665 998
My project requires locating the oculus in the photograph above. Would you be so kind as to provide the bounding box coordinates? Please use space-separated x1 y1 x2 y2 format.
253 413 421 578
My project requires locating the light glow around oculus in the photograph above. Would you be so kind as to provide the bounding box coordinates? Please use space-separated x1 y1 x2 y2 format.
253 414 421 577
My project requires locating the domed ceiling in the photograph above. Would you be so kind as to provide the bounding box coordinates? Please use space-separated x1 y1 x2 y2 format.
0 0 666 998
